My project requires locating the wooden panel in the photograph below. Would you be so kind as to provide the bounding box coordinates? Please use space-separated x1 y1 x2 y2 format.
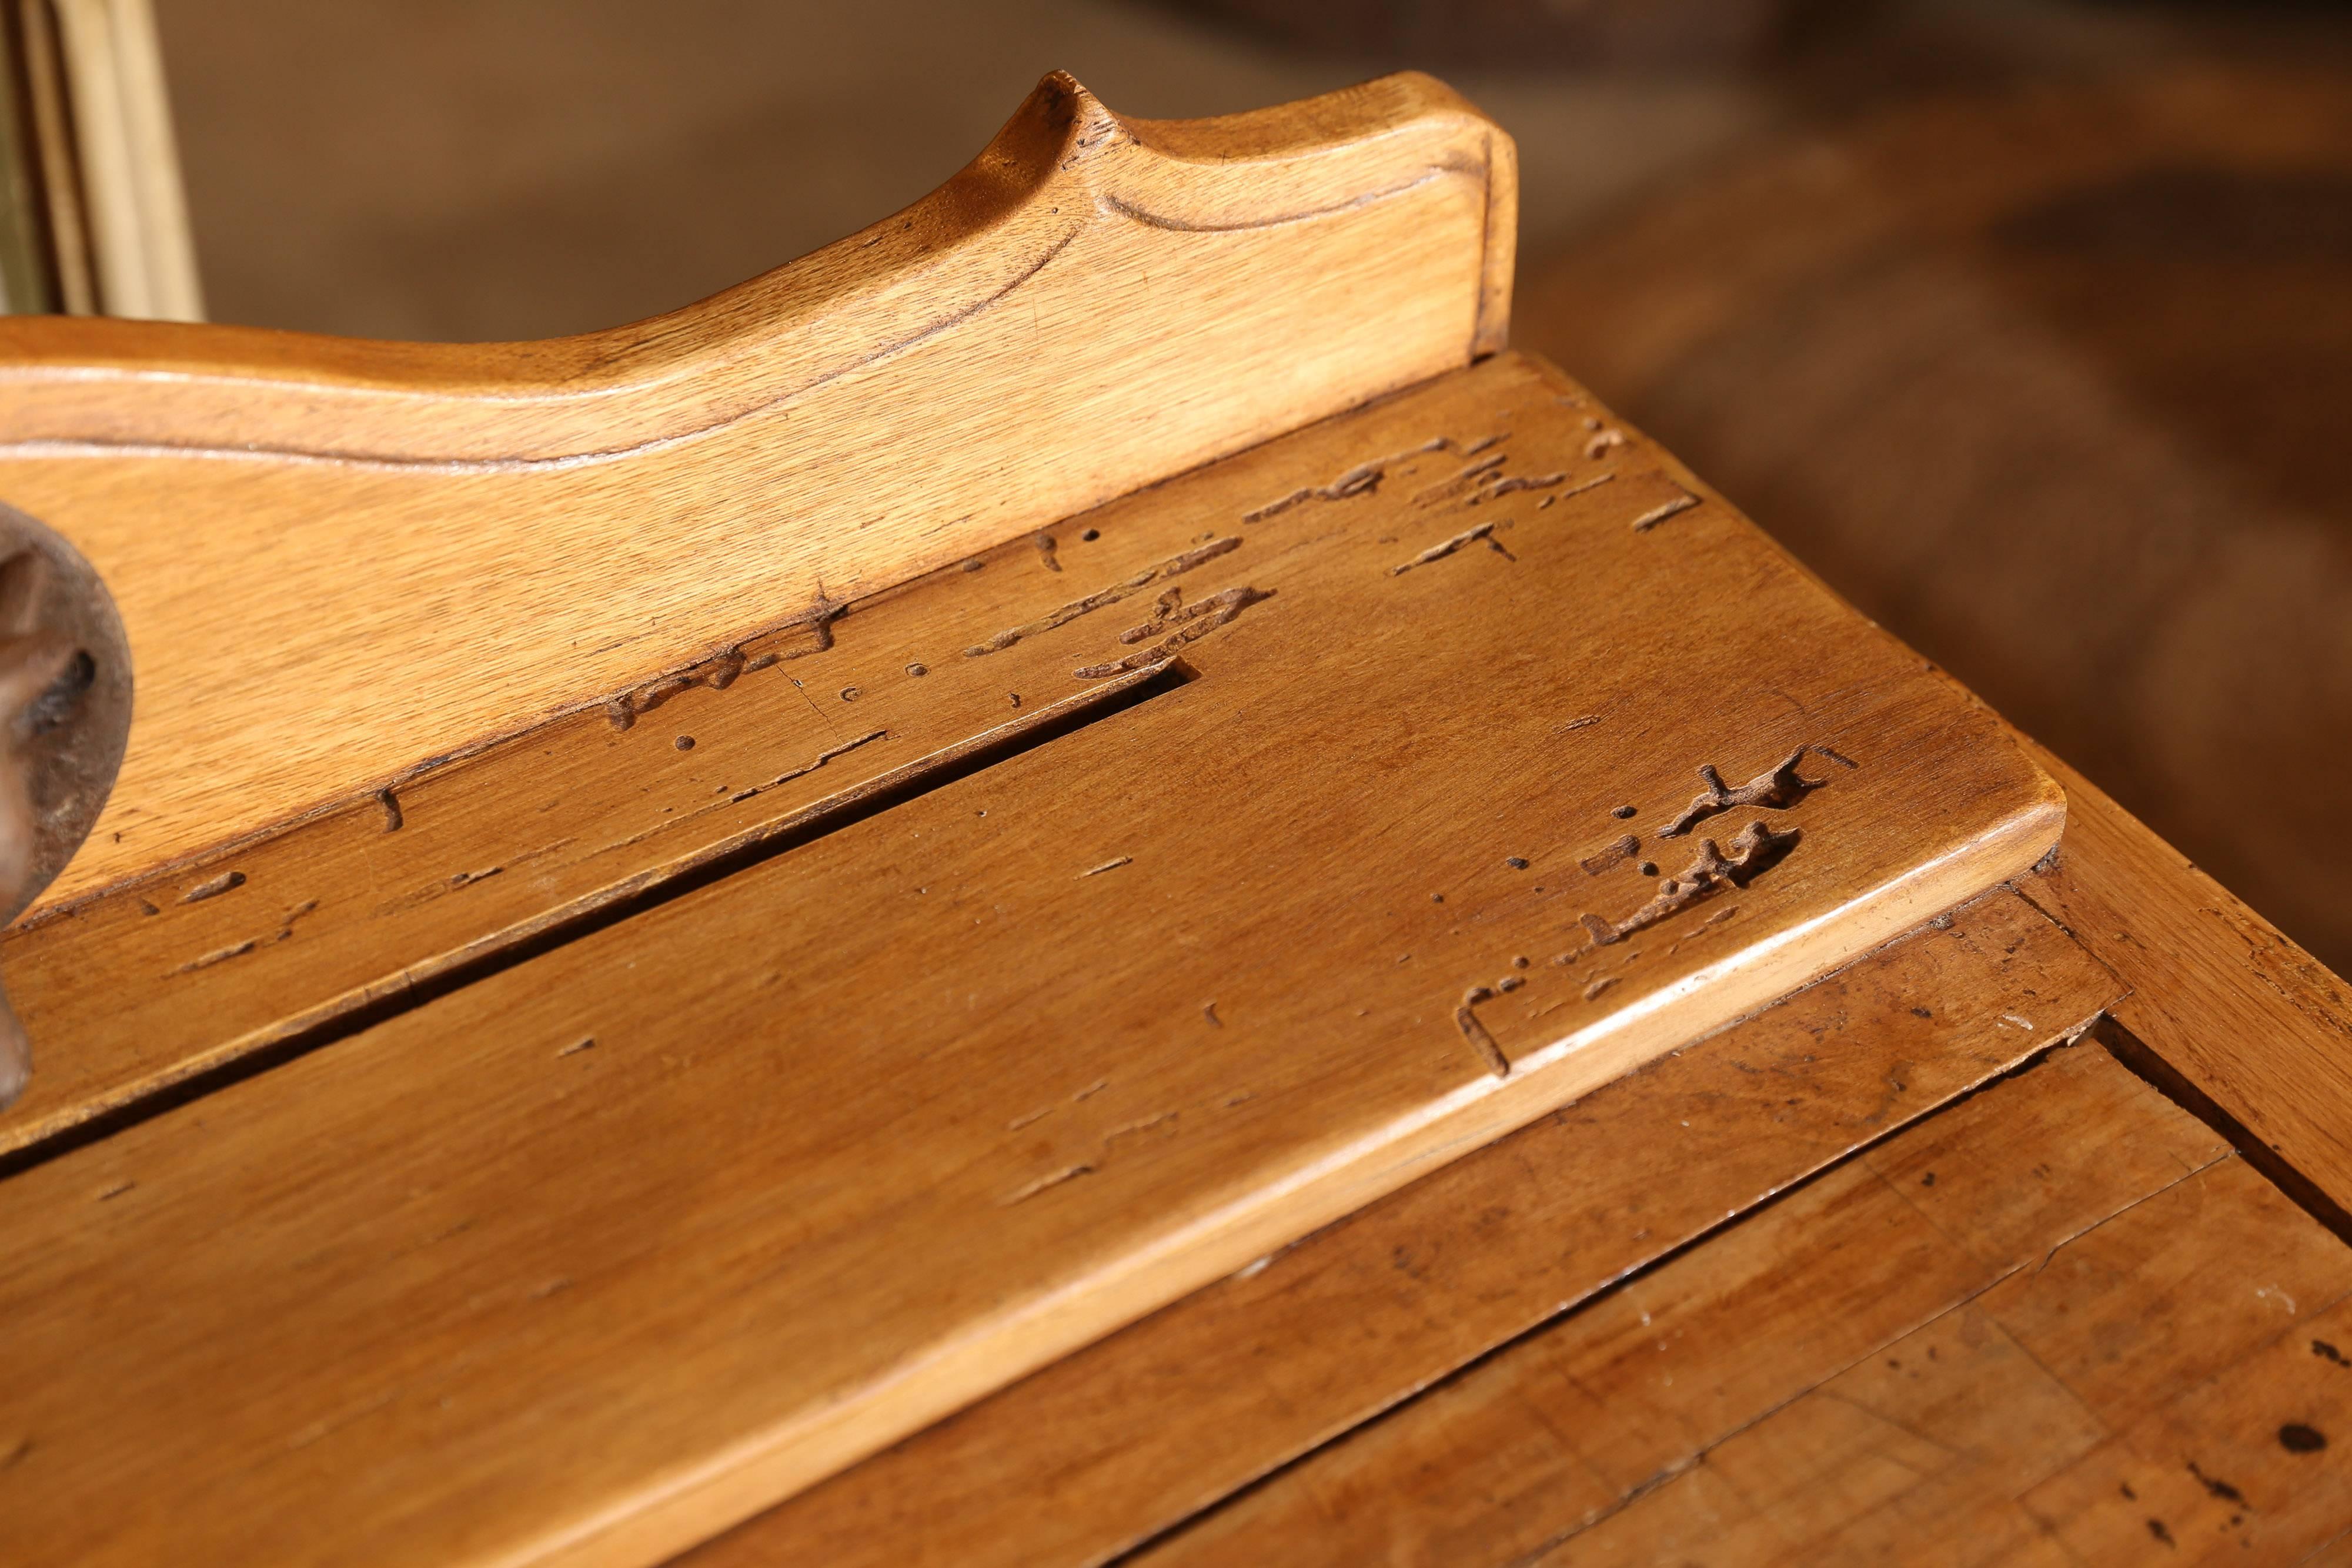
0 69 1516 909
1137 1042 2351 1566
677 886 2119 1568
0 355 2060 1568
0 352 2060 1154
2017 742 2352 1219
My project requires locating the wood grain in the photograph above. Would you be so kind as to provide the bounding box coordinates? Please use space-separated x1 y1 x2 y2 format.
675 885 2120 1568
2017 744 2352 1220
0 353 2060 1157
2020 1286 2352 1563
0 355 2059 1568
0 68 1515 910
1136 1041 2350 1566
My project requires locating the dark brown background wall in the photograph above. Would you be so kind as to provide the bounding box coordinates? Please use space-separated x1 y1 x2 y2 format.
151 0 2352 972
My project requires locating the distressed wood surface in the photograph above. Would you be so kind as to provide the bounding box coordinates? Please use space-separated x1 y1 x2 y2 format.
0 351 2061 1156
2019 744 2352 1221
0 68 1515 910
675 886 2119 1568
1137 1041 2352 1566
0 353 2060 1568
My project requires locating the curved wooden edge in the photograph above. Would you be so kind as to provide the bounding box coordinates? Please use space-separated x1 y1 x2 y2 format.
0 70 1514 463
0 68 1513 911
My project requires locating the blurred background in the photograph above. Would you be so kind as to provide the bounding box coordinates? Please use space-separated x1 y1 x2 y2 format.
103 1 2352 971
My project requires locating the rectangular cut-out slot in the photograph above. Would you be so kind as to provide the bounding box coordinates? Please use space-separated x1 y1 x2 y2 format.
0 652 1194 1166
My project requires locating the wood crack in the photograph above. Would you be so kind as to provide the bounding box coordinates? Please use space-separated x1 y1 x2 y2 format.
1076 586 1269 678
1579 822 1799 950
965 539 1239 657
1659 747 1839 840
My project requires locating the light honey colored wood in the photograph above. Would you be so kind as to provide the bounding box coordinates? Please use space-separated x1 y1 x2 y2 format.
0 353 2062 1567
1 58 2346 1568
677 885 2119 1568
0 353 2061 1155
1137 1042 2350 1566
0 69 1515 910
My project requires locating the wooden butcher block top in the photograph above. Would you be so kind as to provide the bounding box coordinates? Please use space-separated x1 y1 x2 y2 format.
0 68 2345 1568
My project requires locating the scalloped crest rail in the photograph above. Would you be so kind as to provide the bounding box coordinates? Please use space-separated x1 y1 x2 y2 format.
0 69 1514 912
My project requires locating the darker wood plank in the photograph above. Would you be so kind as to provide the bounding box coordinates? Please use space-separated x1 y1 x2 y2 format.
1134 1041 2278 1567
2018 743 2352 1220
2003 1179 2352 1563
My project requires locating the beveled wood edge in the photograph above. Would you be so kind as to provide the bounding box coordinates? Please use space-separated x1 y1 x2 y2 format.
664 885 2124 1568
0 71 1512 463
517 782 2065 1568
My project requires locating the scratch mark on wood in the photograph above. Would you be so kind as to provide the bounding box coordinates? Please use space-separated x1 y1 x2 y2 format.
726 730 888 806
1104 1111 1177 1146
98 1180 135 1201
1586 429 1628 459
966 538 1240 656
1001 1164 1095 1205
1118 586 1181 643
1661 747 1828 838
1469 471 1566 503
181 870 245 904
166 900 318 977
1203 1002 1222 1028
1455 987 1511 1078
612 594 847 730
1007 1106 1052 1132
1581 834 1641 876
1391 521 1514 575
1581 822 1799 947
1630 484 1702 533
1559 715 1602 734
1812 744 1860 769
1584 976 1618 1001
1076 585 1269 677
1034 532 1062 572
558 1037 597 1058
1410 452 1514 509
1083 856 1132 877
1242 437 1452 521
448 865 503 890
1548 471 1619 508
375 788 403 833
